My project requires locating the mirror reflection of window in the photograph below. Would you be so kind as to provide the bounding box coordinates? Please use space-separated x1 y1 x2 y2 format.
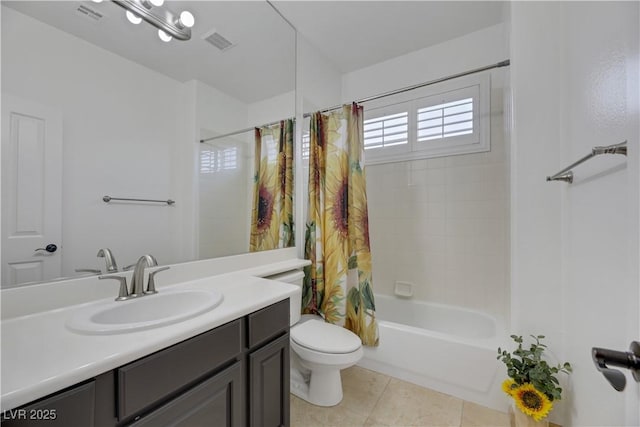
200 147 238 174
198 135 250 260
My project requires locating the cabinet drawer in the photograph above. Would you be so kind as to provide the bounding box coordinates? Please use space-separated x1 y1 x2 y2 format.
128 361 243 427
117 319 242 421
247 299 289 349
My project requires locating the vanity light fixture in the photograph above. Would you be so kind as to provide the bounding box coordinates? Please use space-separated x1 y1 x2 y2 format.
125 10 142 25
158 29 172 42
110 0 195 42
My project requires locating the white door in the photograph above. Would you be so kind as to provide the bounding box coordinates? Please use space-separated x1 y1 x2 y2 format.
1 94 63 286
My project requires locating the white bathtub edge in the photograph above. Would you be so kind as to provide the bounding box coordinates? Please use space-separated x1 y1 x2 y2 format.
357 358 509 414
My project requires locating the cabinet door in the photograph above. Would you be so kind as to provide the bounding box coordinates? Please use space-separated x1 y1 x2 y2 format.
128 361 243 427
249 333 290 427
1 382 95 427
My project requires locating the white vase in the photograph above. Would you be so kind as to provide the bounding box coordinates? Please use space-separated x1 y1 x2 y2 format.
509 403 550 427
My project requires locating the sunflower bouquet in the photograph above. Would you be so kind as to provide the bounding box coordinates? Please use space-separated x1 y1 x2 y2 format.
497 335 572 422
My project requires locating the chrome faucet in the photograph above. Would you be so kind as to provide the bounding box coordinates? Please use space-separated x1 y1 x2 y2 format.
129 254 158 297
97 248 118 273
100 254 169 301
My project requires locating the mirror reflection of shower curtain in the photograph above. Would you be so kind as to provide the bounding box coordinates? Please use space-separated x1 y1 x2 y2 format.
249 119 294 251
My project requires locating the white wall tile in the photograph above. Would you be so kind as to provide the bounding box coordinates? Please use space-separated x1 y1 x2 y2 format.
366 92 509 319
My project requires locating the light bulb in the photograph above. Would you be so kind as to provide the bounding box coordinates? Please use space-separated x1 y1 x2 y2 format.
177 11 195 28
126 10 142 24
158 29 172 42
150 0 164 6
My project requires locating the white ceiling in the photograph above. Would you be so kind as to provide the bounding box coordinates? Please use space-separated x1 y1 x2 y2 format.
273 1 505 73
3 1 504 104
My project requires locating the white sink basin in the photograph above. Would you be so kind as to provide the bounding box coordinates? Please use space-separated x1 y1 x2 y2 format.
66 289 224 335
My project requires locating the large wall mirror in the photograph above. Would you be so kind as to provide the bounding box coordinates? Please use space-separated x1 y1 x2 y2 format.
1 1 296 286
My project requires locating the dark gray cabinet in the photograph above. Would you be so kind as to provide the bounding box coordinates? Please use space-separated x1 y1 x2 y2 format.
1 382 96 427
117 320 243 422
246 299 290 427
248 334 290 427
129 361 243 427
1 299 290 427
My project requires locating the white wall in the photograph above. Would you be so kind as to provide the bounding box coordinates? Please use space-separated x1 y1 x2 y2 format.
198 136 251 259
510 2 639 425
191 81 250 260
248 90 295 126
341 24 510 322
296 33 343 251
341 24 507 102
298 34 343 114
2 7 184 275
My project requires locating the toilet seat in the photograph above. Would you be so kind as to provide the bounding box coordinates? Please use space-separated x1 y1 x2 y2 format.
291 319 362 354
291 338 363 367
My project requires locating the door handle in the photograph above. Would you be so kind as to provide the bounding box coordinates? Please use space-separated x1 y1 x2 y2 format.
592 341 640 391
34 244 58 253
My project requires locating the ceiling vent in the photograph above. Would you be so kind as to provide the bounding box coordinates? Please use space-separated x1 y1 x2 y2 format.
203 30 235 52
76 4 105 21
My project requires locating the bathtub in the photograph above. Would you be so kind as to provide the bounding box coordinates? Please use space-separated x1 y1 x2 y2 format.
358 294 507 409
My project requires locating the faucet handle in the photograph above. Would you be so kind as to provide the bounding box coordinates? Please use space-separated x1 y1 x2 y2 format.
146 266 170 294
99 275 129 301
75 268 101 275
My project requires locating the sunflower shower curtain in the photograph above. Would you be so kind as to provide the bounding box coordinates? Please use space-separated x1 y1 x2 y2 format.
302 103 379 346
249 119 294 251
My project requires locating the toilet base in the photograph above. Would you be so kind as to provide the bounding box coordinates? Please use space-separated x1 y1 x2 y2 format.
309 368 343 406
290 367 344 407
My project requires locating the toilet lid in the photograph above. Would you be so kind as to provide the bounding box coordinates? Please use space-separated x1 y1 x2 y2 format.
291 319 362 354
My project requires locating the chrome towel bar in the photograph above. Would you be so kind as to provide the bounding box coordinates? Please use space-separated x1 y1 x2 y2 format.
103 196 175 205
546 141 627 183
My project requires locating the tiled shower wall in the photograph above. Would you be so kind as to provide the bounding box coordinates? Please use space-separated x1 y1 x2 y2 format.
366 89 509 320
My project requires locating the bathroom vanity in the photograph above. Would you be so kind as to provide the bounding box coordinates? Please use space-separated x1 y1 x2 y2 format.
1 253 308 427
2 299 289 427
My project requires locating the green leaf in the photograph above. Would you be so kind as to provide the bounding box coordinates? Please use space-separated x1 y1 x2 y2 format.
348 255 358 270
347 287 360 314
361 281 376 311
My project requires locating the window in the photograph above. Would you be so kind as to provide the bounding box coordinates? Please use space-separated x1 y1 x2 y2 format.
302 131 310 159
363 72 490 165
417 98 473 141
363 112 408 149
200 146 238 173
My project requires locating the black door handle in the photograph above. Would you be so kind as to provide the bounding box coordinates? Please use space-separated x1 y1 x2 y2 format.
592 341 640 391
34 244 58 253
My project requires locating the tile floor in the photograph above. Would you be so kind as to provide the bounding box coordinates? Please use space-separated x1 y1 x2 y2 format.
290 365 512 427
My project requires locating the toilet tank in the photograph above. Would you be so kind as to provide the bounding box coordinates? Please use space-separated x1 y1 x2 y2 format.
265 270 305 326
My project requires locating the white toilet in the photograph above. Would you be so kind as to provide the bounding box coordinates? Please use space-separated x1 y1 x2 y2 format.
268 270 363 407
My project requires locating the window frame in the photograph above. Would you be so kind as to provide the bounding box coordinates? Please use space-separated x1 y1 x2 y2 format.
362 72 490 165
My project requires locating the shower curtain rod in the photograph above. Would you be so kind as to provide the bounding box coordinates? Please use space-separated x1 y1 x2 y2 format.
200 59 510 144
310 59 511 115
200 119 285 144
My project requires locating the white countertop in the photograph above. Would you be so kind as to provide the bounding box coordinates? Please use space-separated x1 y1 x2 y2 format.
1 262 306 411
